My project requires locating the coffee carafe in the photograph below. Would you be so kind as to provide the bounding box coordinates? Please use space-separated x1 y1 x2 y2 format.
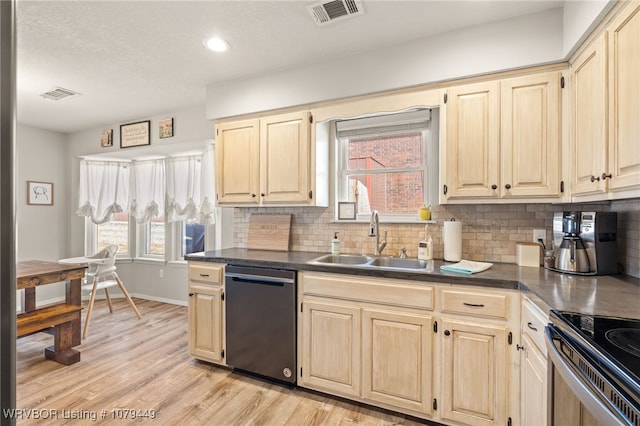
554 212 591 273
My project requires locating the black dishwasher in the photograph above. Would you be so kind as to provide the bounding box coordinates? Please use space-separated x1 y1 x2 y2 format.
225 265 296 384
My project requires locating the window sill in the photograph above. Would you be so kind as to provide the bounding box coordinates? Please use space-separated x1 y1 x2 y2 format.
330 219 437 225
133 257 166 266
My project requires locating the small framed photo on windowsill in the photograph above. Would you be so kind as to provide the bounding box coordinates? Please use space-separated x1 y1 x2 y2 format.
338 202 356 220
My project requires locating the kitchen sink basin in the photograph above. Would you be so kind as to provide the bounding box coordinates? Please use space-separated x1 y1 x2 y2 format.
368 257 429 270
309 254 373 265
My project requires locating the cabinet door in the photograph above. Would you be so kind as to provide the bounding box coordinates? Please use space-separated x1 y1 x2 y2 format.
362 309 433 415
608 2 640 192
215 119 260 204
445 81 500 199
441 319 508 426
260 111 311 204
300 300 361 397
501 72 562 198
571 34 609 196
188 283 224 364
520 334 547 426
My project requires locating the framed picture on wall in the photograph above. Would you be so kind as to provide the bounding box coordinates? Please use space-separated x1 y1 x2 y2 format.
101 129 113 147
27 181 54 205
120 120 150 148
159 118 174 138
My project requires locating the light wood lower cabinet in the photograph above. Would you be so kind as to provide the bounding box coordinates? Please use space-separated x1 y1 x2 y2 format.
187 262 225 365
520 334 547 426
362 309 433 414
298 272 519 424
440 319 508 426
300 300 361 397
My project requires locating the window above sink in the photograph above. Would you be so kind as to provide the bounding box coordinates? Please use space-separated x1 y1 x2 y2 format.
334 108 440 223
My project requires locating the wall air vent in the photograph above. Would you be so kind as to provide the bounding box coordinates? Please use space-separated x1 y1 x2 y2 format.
40 86 81 101
307 0 364 26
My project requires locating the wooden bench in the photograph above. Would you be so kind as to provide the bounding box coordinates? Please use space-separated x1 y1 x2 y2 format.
17 303 82 365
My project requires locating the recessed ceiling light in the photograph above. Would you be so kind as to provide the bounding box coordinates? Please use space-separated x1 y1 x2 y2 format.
204 37 230 53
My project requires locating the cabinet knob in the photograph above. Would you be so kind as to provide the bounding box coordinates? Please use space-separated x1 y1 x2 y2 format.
601 172 612 180
491 184 497 190
261 193 265 197
444 330 451 336
590 175 600 182
505 184 512 190
251 193 256 198
188 293 194 297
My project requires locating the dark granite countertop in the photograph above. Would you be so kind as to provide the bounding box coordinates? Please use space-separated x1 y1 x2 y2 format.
185 248 640 320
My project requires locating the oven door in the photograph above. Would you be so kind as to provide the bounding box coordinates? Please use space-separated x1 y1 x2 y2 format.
546 322 637 426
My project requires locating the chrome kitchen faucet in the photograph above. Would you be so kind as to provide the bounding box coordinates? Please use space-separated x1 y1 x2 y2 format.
369 210 387 256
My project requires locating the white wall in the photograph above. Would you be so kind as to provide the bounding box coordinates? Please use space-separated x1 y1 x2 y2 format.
16 124 70 304
562 0 616 57
206 7 565 120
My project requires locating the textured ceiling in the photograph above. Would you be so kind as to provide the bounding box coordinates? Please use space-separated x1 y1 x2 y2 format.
16 0 563 134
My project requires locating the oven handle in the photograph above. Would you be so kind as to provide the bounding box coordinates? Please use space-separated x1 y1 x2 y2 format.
545 325 625 426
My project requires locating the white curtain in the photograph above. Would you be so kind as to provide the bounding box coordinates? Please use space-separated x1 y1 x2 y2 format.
165 145 216 224
77 160 130 225
130 159 165 224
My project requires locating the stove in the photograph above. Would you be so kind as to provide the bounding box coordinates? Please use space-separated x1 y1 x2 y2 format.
547 310 640 426
556 311 640 382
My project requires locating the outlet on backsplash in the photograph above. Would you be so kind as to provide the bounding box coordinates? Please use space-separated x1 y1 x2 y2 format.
533 229 546 246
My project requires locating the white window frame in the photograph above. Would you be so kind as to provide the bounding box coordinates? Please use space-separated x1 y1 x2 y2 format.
334 108 439 223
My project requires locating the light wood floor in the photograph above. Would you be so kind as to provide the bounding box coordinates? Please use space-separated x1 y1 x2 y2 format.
17 298 430 425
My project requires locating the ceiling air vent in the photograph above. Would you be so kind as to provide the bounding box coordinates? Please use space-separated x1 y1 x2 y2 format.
40 86 81 101
307 0 364 26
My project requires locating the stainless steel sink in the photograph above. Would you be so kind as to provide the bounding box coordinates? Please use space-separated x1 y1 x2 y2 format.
309 254 373 265
368 257 429 270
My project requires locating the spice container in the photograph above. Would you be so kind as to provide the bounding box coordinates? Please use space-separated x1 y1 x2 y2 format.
544 250 556 269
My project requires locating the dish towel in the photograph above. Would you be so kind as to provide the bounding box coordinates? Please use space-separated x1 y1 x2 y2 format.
440 260 493 274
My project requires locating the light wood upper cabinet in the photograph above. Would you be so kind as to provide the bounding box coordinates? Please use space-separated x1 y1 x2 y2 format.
607 1 640 193
440 318 508 426
444 71 563 202
571 33 609 197
501 72 561 198
361 309 433 415
215 119 260 204
215 110 324 206
188 262 225 365
300 300 361 397
260 112 310 203
570 2 640 200
445 81 500 199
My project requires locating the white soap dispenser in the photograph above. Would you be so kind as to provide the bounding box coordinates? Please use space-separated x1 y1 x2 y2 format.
331 232 341 254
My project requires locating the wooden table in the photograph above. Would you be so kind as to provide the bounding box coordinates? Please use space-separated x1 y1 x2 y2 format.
17 260 86 365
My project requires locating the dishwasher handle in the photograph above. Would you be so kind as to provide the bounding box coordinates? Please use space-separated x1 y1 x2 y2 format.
226 272 295 285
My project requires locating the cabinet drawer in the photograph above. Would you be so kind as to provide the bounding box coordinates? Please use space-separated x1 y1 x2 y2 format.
302 272 434 310
522 297 549 355
440 289 509 319
188 262 224 284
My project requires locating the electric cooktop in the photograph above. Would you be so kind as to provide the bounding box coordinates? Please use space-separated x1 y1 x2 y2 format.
555 311 640 383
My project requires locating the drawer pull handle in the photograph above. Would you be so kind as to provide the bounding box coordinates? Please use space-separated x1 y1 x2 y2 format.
199 273 210 277
463 302 485 308
527 322 538 332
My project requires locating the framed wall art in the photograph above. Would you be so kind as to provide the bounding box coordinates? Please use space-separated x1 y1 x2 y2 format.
27 181 54 205
338 202 356 220
159 118 174 139
101 129 113 147
120 120 150 148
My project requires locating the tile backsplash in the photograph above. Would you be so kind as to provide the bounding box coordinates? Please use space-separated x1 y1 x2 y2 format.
233 199 640 278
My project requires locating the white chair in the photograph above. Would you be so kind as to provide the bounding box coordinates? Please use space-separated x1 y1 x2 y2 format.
82 244 142 338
